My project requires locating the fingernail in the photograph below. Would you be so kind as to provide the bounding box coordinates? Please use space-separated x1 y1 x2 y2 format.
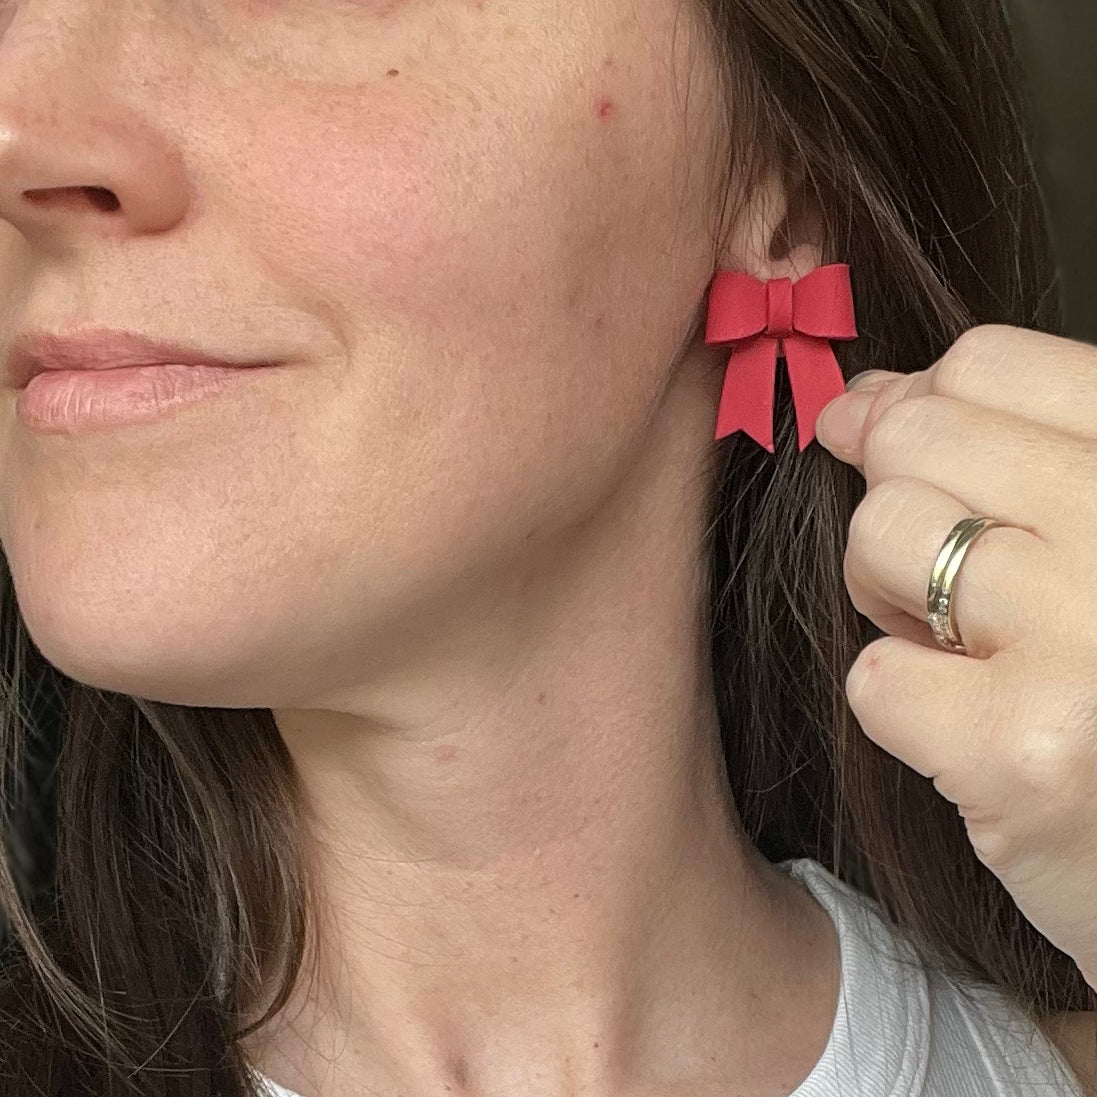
818 390 875 451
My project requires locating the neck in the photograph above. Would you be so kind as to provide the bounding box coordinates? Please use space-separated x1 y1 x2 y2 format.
242 360 841 1096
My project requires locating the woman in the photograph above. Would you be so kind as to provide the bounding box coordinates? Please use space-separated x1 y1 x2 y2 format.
1 0 1095 1094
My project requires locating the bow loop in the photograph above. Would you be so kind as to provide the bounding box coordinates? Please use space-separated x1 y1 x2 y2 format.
704 262 858 452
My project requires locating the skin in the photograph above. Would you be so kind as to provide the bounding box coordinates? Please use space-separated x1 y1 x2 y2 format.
0 1 840 1095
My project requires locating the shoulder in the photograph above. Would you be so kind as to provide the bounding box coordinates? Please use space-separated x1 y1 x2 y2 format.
1043 1011 1097 1097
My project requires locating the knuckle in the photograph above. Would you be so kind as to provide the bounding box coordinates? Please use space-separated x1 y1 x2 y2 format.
935 325 1012 394
1009 723 1077 790
952 320 1004 351
845 478 934 582
960 683 1097 864
847 476 918 548
1002 698 1097 816
844 635 895 700
862 397 937 471
964 822 1019 874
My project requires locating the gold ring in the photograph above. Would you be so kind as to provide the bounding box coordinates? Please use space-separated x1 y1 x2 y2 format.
926 515 1002 655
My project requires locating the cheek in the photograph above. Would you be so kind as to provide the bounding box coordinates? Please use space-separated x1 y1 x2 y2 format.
205 1 718 478
254 90 516 339
231 75 651 466
242 81 591 352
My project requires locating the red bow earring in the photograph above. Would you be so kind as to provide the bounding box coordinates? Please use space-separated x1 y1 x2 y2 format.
704 263 859 452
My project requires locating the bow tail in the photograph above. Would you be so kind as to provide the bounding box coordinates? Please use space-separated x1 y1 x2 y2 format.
713 336 778 452
783 335 848 452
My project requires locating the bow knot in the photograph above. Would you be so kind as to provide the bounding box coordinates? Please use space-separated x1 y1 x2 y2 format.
762 278 795 339
705 263 858 452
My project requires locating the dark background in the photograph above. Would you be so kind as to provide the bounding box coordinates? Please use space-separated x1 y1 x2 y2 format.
1006 0 1097 343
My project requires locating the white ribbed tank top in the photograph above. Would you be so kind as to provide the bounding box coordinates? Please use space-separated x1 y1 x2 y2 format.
247 856 1085 1096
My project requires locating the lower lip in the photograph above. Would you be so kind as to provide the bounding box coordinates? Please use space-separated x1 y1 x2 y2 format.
15 363 276 434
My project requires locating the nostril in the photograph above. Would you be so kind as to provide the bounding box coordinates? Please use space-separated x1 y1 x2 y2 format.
23 186 120 213
84 186 120 212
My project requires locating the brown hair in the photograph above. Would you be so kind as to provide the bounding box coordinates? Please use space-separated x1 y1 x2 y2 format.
2 0 1091 1093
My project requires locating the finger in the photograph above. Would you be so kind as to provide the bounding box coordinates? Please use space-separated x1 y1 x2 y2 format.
877 325 1097 441
845 632 997 788
848 391 1096 542
843 476 1049 659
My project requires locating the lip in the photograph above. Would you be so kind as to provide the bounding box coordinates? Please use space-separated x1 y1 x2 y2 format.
16 362 278 434
6 327 279 389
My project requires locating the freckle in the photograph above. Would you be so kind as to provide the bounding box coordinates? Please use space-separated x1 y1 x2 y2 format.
572 892 579 898
434 743 459 762
593 1041 600 1048
603 55 614 69
596 97 615 119
536 691 547 704
387 68 400 77
592 313 605 332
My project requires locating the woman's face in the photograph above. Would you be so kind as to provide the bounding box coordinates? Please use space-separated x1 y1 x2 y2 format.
0 0 730 706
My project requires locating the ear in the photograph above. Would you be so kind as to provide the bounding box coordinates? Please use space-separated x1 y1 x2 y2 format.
718 161 825 281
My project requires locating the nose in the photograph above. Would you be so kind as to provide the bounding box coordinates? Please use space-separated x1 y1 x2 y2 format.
0 6 190 248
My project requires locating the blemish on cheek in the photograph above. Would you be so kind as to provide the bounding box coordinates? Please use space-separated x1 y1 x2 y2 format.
434 743 459 762
596 96 615 120
386 68 400 78
603 55 614 69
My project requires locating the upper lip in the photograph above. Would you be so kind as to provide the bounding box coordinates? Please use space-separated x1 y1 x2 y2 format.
7 328 277 389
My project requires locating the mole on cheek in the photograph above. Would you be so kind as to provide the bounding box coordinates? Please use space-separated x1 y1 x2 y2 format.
596 96 615 120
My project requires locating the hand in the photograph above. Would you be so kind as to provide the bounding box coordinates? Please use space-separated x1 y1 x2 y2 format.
813 323 1097 985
